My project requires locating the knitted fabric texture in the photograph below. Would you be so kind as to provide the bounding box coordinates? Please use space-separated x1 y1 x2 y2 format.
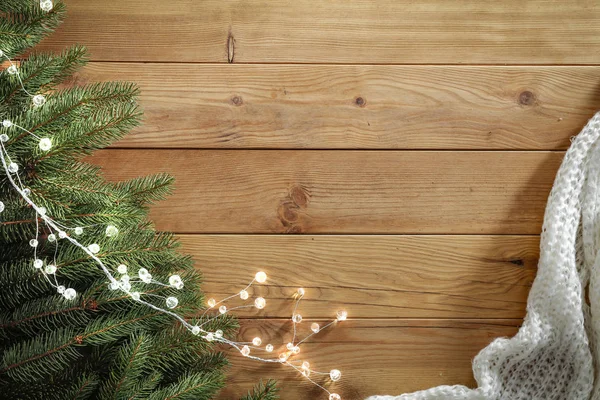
367 112 600 400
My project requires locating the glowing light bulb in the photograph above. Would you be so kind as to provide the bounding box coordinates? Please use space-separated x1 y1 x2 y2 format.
297 288 305 296
8 163 18 173
33 259 43 269
40 0 53 12
241 345 250 356
166 296 178 309
22 188 30 196
279 353 289 362
120 281 131 291
121 274 130 283
311 323 320 333
255 271 267 283
191 326 201 335
239 289 249 300
38 138 51 151
205 332 214 341
330 369 341 382
131 292 140 301
265 344 274 352
63 288 76 300
336 310 347 321
207 298 216 307
138 267 150 280
58 231 66 238
215 330 223 338
302 361 310 370
7 65 17 75
254 297 266 309
45 264 56 274
74 227 83 235
57 285 65 294
0 134 8 142
0 201 3 213
286 342 294 351
169 274 184 289
117 264 127 274
292 314 302 323
292 346 300 354
32 94 46 107
219 305 227 314
105 225 118 237
47 233 56 242
2 120 12 128
109 281 119 290
329 394 341 400
252 337 262 346
29 239 38 247
88 243 100 254
38 207 46 216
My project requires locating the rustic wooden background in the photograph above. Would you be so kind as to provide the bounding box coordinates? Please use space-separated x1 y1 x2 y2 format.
40 1 600 399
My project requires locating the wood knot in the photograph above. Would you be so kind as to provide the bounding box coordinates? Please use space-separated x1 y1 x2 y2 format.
277 185 311 233
355 96 366 107
231 96 243 106
518 91 535 106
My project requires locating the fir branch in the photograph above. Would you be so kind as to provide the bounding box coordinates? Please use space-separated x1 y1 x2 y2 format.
240 380 280 400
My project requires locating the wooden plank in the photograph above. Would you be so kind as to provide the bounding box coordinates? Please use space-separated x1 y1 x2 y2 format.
88 150 562 234
217 319 521 399
38 0 600 64
183 235 537 319
71 63 600 150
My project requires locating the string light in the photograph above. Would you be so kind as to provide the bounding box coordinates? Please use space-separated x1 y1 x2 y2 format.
0 22 349 398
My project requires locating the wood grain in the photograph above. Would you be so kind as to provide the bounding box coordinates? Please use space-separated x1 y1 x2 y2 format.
38 0 600 64
217 318 521 399
88 149 562 234
183 235 537 319
68 63 600 150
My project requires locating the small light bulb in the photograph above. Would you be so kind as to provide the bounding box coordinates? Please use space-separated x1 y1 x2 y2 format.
121 281 131 291
252 337 262 346
166 296 178 309
88 243 100 254
45 264 56 274
169 274 183 289
121 274 130 283
241 345 250 356
117 264 127 274
138 268 149 278
7 65 17 75
302 361 310 370
38 207 46 216
205 332 214 342
63 288 76 300
109 281 119 290
22 188 30 196
265 344 274 352
2 120 12 128
33 259 43 269
0 134 8 142
207 298 216 307
8 163 18 173
215 329 223 338
219 305 227 314
32 94 46 107
292 314 302 323
292 346 300 354
302 369 311 377
58 230 66 238
239 289 249 300
0 201 4 213
279 353 289 362
40 0 53 12
255 271 267 283
105 225 118 237
286 342 294 351
329 394 341 400
74 227 83 235
336 310 348 321
311 322 321 333
330 369 341 382
38 138 51 151
57 285 65 294
191 326 201 335
47 233 56 242
297 288 305 296
29 239 38 247
254 297 266 309
131 292 140 301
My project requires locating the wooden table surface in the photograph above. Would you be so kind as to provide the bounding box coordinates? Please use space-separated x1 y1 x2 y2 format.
40 1 600 399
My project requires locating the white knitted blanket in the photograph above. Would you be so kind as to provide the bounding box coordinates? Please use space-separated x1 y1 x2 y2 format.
367 112 600 400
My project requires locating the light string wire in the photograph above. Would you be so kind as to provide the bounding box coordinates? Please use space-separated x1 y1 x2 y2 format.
0 3 347 399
